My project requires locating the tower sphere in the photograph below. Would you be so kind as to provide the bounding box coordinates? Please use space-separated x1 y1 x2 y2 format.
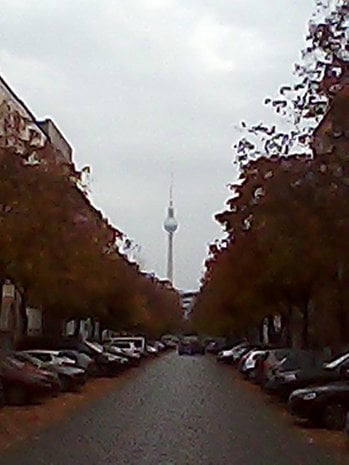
164 216 178 233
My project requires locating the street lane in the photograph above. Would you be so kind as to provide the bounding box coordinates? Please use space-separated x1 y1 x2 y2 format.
0 352 346 465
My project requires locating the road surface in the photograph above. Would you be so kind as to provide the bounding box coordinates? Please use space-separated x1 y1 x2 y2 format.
0 352 347 465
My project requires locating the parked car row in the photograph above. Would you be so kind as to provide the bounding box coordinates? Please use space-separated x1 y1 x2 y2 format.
0 336 171 407
217 341 349 431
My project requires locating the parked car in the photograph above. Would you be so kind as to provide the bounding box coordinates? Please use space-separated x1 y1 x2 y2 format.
178 336 205 355
152 341 166 352
105 337 146 354
0 351 57 405
21 350 77 367
238 349 267 377
106 340 147 358
206 339 229 355
264 351 347 400
17 352 87 392
104 344 141 366
289 381 349 430
253 349 295 386
146 344 159 356
58 350 98 376
217 343 250 364
84 341 130 373
13 352 62 393
161 334 179 348
34 337 129 377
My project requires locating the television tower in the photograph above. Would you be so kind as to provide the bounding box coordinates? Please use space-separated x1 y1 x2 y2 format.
163 175 178 284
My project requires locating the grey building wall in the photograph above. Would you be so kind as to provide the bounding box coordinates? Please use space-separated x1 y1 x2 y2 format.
37 118 72 163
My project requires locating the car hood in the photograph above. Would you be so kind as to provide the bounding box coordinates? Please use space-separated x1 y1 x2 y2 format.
293 381 349 396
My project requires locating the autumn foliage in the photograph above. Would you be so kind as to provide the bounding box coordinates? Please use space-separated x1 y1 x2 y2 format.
192 1 349 350
0 130 182 338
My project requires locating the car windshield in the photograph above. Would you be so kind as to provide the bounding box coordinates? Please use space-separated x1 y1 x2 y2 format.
84 341 104 354
112 342 131 348
324 353 349 369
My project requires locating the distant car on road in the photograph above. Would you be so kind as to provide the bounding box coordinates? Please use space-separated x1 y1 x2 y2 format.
178 336 205 355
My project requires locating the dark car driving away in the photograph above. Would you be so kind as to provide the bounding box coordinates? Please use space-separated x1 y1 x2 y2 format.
178 336 205 356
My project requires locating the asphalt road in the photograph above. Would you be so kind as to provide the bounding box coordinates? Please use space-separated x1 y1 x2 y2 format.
1 352 348 465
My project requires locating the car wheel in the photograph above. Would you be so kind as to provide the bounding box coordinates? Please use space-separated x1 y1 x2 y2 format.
6 385 28 405
322 403 347 430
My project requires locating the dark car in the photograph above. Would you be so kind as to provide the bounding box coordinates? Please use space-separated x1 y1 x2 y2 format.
264 351 349 400
16 352 86 393
82 340 129 375
23 337 126 377
178 336 205 355
58 350 99 376
289 381 349 430
205 338 227 355
253 349 297 386
0 352 56 405
104 344 141 367
12 353 62 394
238 349 267 377
161 335 179 349
217 343 251 364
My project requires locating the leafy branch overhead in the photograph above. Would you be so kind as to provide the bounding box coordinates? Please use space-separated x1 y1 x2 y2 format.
234 0 349 165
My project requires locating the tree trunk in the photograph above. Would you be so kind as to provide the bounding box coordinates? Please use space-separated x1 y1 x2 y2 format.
301 304 309 349
42 312 64 338
19 291 28 337
73 318 81 337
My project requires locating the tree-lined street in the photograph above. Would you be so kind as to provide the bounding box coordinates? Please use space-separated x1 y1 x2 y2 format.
0 352 346 465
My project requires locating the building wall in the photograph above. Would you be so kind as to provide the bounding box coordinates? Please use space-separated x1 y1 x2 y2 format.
0 76 46 152
26 307 42 336
0 75 72 167
180 291 198 320
0 282 23 348
37 118 72 163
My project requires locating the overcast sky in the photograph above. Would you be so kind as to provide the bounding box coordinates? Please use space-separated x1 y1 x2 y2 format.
0 0 315 291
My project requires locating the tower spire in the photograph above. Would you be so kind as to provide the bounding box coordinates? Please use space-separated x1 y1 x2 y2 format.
169 172 174 207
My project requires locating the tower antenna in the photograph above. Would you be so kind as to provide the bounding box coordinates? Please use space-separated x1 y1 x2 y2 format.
169 172 174 206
